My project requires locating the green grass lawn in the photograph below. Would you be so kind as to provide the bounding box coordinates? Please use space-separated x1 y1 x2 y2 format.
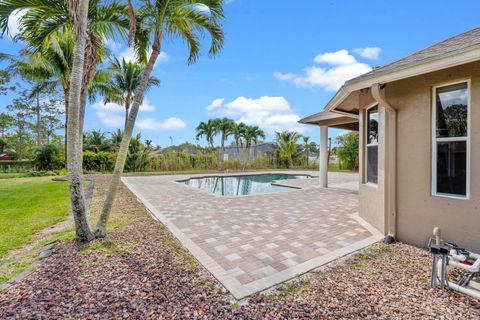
0 177 70 259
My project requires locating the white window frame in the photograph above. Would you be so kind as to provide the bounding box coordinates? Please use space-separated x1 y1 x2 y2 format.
431 79 471 200
365 103 379 186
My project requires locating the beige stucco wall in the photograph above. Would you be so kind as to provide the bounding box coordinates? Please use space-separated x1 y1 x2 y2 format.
359 105 386 234
359 61 480 251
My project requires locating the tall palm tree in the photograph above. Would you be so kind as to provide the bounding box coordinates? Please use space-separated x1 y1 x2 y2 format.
275 130 300 169
232 122 246 153
97 0 225 237
0 36 73 151
302 135 310 167
196 119 216 148
0 0 130 166
66 0 94 242
213 117 234 170
242 125 265 169
96 57 160 130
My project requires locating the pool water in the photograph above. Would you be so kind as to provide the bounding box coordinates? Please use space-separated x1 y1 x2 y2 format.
181 174 309 196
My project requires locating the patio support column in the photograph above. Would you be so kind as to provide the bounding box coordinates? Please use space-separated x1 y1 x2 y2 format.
319 125 328 188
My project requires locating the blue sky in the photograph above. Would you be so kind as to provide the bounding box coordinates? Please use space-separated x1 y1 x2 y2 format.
1 0 479 148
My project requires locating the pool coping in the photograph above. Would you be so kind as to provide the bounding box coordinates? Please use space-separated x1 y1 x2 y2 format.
122 174 382 300
174 173 314 198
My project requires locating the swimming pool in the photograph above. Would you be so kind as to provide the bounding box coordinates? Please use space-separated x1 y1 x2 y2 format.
181 174 309 196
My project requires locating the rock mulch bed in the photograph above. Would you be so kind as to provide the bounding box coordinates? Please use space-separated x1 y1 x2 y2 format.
1 175 479 319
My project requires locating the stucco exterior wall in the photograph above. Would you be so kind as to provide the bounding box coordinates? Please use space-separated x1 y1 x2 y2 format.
360 61 480 251
359 95 387 234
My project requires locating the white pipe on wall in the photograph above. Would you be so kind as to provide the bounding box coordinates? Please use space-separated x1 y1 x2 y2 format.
371 83 397 241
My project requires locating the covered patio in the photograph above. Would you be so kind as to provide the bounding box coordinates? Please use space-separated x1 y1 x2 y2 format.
299 111 359 188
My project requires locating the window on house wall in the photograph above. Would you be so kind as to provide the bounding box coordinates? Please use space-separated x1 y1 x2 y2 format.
433 82 469 198
366 105 379 184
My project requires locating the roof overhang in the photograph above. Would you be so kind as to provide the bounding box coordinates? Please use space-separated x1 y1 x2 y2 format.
299 110 359 131
325 45 480 112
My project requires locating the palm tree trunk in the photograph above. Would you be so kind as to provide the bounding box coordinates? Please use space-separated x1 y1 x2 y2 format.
36 93 41 146
306 148 309 167
124 99 130 131
124 108 128 131
79 90 87 150
96 30 162 237
66 0 94 242
219 136 225 171
64 90 69 162
288 156 293 169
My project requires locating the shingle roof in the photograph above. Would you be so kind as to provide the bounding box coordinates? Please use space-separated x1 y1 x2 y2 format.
347 26 480 85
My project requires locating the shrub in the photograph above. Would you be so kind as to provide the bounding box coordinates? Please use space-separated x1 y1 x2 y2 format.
336 132 359 171
148 150 218 172
0 160 35 173
22 170 59 177
83 151 117 172
247 154 274 169
34 144 64 170
224 159 241 171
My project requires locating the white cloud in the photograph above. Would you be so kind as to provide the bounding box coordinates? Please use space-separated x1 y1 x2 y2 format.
274 49 372 92
313 49 356 65
97 111 124 127
293 63 372 91
353 47 381 60
205 98 224 111
104 38 122 52
93 98 156 128
92 98 155 113
137 117 186 131
273 72 296 81
118 47 169 65
206 96 306 133
7 9 27 39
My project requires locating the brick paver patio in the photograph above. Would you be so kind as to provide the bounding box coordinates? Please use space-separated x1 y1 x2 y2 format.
122 171 382 299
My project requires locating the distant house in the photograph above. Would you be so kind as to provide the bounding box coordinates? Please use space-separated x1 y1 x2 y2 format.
160 144 199 155
223 143 274 161
0 153 13 161
300 26 480 251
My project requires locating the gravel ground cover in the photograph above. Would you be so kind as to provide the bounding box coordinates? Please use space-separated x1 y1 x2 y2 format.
0 175 479 319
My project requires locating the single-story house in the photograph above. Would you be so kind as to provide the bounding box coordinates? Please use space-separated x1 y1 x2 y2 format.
300 26 480 251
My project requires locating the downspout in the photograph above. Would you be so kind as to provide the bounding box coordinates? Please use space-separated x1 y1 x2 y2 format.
371 83 397 244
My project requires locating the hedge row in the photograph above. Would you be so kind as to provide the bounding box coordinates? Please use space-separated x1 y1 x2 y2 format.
0 160 35 173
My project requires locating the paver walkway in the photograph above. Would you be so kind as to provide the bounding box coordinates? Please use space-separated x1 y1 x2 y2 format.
122 171 382 299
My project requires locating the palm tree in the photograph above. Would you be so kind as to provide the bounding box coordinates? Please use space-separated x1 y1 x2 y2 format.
125 133 151 172
97 0 225 237
196 119 217 148
232 122 246 153
242 125 265 169
110 128 123 151
84 130 110 153
275 130 300 169
66 0 94 242
96 57 160 130
0 0 130 146
0 37 72 151
213 117 234 170
302 135 310 167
